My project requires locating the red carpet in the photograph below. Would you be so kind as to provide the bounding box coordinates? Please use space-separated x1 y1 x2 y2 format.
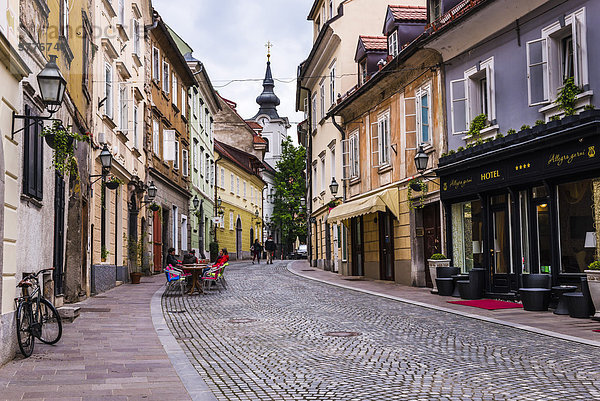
448 299 523 310
593 330 600 333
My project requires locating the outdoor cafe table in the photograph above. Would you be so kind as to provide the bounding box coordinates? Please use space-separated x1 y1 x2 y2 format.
183 264 209 295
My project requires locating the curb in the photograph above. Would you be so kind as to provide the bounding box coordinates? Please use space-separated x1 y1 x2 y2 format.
151 285 219 401
287 262 600 348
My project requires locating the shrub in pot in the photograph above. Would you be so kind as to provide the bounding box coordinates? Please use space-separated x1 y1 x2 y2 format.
428 253 450 293
585 261 600 320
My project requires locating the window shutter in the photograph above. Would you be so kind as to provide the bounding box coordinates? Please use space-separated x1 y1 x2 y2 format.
35 120 44 199
404 97 417 142
449 79 468 134
163 129 176 161
371 122 379 168
484 64 493 120
572 10 587 87
526 38 548 106
352 135 360 178
341 138 350 180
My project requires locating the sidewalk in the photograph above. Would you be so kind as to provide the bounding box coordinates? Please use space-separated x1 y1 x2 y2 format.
288 261 600 347
0 274 192 401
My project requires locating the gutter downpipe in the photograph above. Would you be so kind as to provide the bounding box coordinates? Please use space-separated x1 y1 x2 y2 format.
299 85 313 266
331 115 346 272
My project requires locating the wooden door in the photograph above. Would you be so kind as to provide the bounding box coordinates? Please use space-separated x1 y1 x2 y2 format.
423 203 441 287
153 210 162 272
379 211 395 281
351 216 364 276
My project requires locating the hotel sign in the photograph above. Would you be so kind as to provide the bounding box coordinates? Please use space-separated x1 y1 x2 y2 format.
441 136 599 200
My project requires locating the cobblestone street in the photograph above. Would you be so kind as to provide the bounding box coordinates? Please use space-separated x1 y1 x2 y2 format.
162 261 600 401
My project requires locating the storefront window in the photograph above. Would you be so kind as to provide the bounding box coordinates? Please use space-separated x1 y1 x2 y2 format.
558 179 600 273
536 203 551 273
451 200 483 273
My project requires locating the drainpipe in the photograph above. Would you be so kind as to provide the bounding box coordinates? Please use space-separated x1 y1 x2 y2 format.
299 85 313 266
145 12 160 33
213 154 222 260
331 115 346 272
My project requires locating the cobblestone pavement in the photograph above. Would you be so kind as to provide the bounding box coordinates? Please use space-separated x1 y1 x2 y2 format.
163 261 600 401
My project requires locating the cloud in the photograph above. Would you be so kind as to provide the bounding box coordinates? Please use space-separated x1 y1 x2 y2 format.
152 0 313 140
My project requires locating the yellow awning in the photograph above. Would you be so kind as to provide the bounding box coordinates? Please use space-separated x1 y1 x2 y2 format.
327 187 400 223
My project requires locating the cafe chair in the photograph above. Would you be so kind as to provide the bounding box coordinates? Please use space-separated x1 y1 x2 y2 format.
201 265 225 293
457 268 486 300
164 267 187 297
564 276 594 318
435 266 459 296
519 274 551 311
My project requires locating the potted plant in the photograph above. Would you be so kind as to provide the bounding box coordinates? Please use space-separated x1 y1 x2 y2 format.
105 176 122 190
428 253 450 294
40 121 90 179
585 261 600 320
100 245 109 263
149 202 160 212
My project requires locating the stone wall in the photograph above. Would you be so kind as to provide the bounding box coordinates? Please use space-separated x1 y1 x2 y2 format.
91 265 117 295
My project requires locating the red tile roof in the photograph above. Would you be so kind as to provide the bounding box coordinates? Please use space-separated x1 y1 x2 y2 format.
214 140 265 183
246 121 263 130
389 5 427 22
360 36 388 51
253 135 267 145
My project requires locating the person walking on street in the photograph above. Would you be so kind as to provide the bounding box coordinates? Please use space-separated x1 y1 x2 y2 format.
265 236 276 264
252 239 262 264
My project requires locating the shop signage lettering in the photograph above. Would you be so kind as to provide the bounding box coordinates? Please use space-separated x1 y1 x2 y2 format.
448 177 473 190
481 170 500 181
547 150 587 167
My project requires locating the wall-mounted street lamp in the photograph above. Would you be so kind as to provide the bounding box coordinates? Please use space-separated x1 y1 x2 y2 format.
90 144 114 186
192 195 201 210
12 55 67 139
413 144 439 190
329 177 340 198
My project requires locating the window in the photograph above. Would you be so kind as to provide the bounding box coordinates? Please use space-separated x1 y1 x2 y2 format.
320 156 326 192
181 215 188 252
210 161 214 187
105 63 113 118
82 17 91 90
119 83 127 132
205 154 210 182
173 141 179 170
163 61 170 93
133 20 140 56
359 59 368 85
163 129 175 161
229 212 234 230
319 84 325 120
236 177 240 195
451 200 484 273
527 8 588 106
193 139 199 171
200 147 205 177
172 74 178 107
133 105 139 149
388 30 398 57
152 47 160 81
450 57 495 134
153 119 160 154
429 0 441 23
243 181 247 198
329 64 336 106
330 146 336 179
251 186 254 204
329 0 334 19
230 174 234 193
172 206 179 253
416 85 431 144
374 112 391 166
22 105 44 200
342 132 360 180
181 87 186 117
220 168 225 188
182 149 189 177
311 94 317 131
312 164 317 195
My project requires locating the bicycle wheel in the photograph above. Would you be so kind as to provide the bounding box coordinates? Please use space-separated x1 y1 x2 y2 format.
16 302 34 357
37 298 62 345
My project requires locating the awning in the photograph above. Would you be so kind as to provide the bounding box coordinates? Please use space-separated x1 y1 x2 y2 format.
327 187 400 223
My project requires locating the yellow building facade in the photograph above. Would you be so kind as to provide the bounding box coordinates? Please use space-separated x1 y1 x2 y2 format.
215 141 264 260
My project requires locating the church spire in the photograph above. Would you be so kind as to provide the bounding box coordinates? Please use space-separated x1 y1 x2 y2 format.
252 41 280 120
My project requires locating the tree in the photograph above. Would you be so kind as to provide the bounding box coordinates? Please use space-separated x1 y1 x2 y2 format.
272 137 307 257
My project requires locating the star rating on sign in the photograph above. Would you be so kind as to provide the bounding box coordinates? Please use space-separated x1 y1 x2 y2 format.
515 163 532 171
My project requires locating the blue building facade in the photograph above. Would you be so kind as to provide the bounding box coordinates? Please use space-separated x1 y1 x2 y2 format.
429 0 600 296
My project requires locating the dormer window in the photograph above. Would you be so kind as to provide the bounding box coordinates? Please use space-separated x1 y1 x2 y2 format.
388 31 398 57
430 0 442 23
359 59 368 85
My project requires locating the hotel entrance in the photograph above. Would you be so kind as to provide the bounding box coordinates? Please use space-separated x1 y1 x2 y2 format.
490 194 513 294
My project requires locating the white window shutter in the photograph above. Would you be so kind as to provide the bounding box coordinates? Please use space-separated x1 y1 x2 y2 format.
404 97 417 141
450 79 468 134
352 135 360 178
371 122 379 168
572 10 587 87
485 64 494 120
163 130 176 161
341 138 350 180
526 38 548 106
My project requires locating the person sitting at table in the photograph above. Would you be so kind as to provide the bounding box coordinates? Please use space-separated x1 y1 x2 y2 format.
213 249 229 267
166 248 181 268
183 249 198 265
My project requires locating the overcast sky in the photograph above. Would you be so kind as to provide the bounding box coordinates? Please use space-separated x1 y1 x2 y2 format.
152 0 313 138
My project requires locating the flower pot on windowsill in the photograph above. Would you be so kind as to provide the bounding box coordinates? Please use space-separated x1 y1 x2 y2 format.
428 258 450 293
130 272 142 284
44 133 74 150
585 269 600 320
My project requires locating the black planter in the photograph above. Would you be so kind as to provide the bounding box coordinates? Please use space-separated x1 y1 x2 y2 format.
580 109 599 119
106 181 120 190
546 120 561 130
410 182 423 191
149 204 160 212
44 134 74 150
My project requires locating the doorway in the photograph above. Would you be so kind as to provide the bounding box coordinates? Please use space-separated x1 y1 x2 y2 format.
423 203 441 287
490 194 512 293
379 211 395 281
153 210 162 272
53 173 66 297
236 217 242 260
351 216 364 276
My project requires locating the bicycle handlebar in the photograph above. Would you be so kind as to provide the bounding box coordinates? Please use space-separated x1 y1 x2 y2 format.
18 268 55 287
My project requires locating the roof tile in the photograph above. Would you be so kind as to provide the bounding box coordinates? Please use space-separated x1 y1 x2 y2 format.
389 5 427 22
360 36 388 51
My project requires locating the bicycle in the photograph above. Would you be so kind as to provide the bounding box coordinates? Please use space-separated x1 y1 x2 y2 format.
15 268 62 357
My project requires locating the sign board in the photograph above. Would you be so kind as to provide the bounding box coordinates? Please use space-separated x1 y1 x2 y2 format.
212 217 223 225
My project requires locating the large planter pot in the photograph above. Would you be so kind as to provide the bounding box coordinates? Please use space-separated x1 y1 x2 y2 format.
585 270 600 320
44 133 74 150
130 272 142 284
105 181 120 190
428 259 451 293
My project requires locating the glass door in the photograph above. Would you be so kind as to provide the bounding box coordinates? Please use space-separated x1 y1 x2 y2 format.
490 195 512 293
379 211 395 281
535 202 552 274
